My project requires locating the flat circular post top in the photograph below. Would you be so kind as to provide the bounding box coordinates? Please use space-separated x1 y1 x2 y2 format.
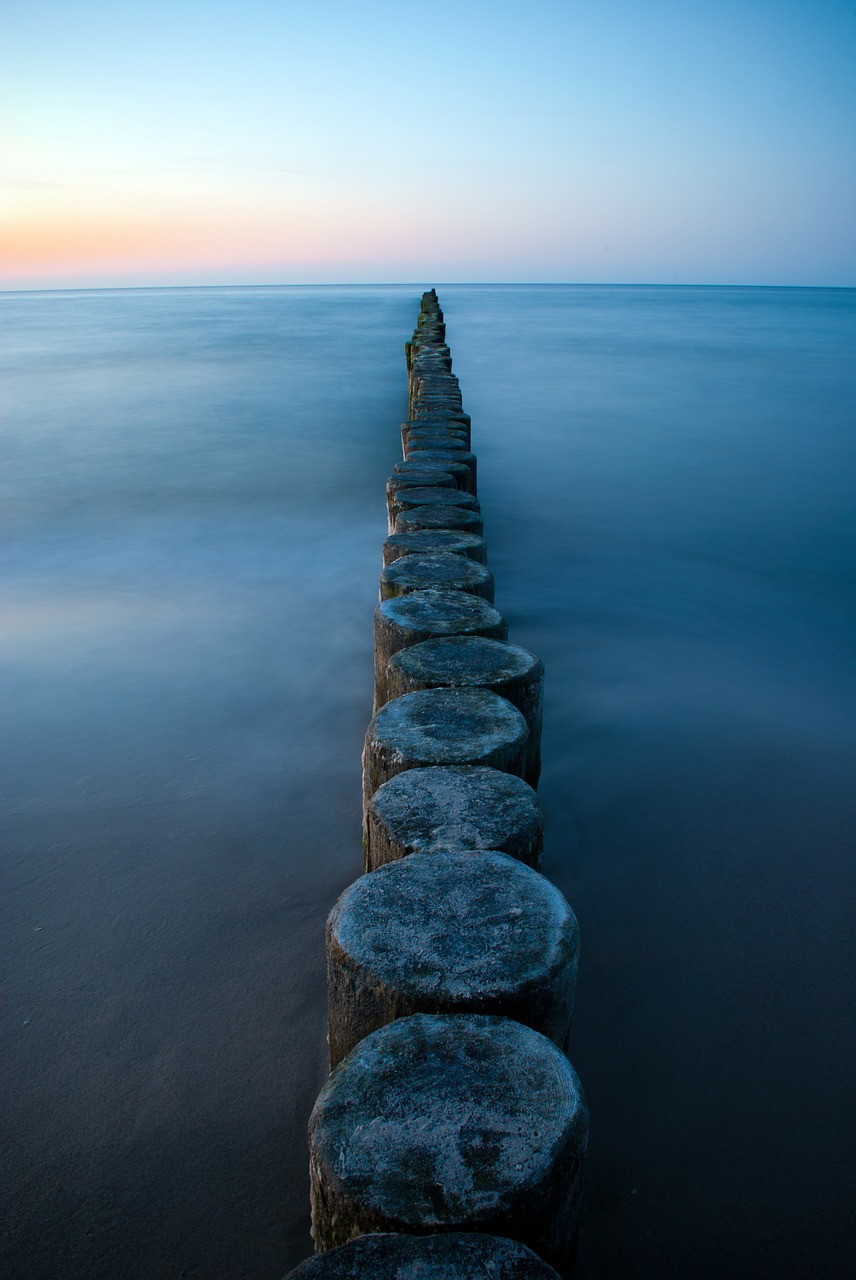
309 1013 588 1226
386 470 456 494
412 410 471 426
390 635 543 688
367 765 543 863
410 360 452 369
368 688 527 766
411 407 464 420
404 423 469 441
404 448 477 471
404 432 469 451
412 393 463 405
376 589 506 639
329 850 578 1002
394 458 465 474
403 416 468 428
394 506 483 535
411 375 457 388
406 453 478 468
394 457 472 490
383 529 487 565
284 1232 562 1279
380 553 494 600
393 487 479 511
404 437 470 458
404 415 467 430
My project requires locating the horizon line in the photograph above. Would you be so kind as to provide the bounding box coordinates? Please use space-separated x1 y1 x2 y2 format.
3 280 855 297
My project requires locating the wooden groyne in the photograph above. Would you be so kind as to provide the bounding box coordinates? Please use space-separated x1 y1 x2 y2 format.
286 291 588 1279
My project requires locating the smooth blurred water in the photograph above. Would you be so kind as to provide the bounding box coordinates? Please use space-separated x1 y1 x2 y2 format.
2 285 854 1278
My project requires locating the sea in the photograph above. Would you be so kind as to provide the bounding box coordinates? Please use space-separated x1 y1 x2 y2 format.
2 284 854 1279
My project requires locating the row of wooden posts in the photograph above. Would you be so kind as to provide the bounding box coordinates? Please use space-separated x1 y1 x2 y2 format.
286 292 589 1280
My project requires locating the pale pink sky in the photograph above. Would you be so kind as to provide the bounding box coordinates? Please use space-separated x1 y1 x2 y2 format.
3 0 855 288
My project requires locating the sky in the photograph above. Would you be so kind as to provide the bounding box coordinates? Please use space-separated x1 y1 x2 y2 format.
2 0 855 288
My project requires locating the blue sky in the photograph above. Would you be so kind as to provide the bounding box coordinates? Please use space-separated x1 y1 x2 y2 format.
3 0 855 286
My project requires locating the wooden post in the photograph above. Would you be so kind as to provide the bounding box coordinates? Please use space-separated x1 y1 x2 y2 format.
385 472 457 532
403 424 469 451
373 590 507 710
394 457 472 492
380 552 495 604
326 849 579 1067
386 636 543 787
403 416 471 447
383 529 487 566
309 1013 588 1272
389 487 479 531
404 449 477 493
364 764 544 871
362 688 528 821
393 506 484 537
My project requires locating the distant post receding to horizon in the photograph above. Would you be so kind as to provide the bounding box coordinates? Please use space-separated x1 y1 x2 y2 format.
2 0 855 291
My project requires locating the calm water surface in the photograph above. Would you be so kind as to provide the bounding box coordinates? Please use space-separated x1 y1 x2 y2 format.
2 285 854 1278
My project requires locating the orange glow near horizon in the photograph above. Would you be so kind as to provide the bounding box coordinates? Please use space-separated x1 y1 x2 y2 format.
1 184 453 281
2 198 360 277
1 184 543 283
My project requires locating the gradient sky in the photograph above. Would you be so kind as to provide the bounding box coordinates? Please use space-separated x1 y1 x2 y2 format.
3 0 855 288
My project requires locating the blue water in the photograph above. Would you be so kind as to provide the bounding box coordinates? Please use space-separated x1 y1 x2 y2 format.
2 285 854 1278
